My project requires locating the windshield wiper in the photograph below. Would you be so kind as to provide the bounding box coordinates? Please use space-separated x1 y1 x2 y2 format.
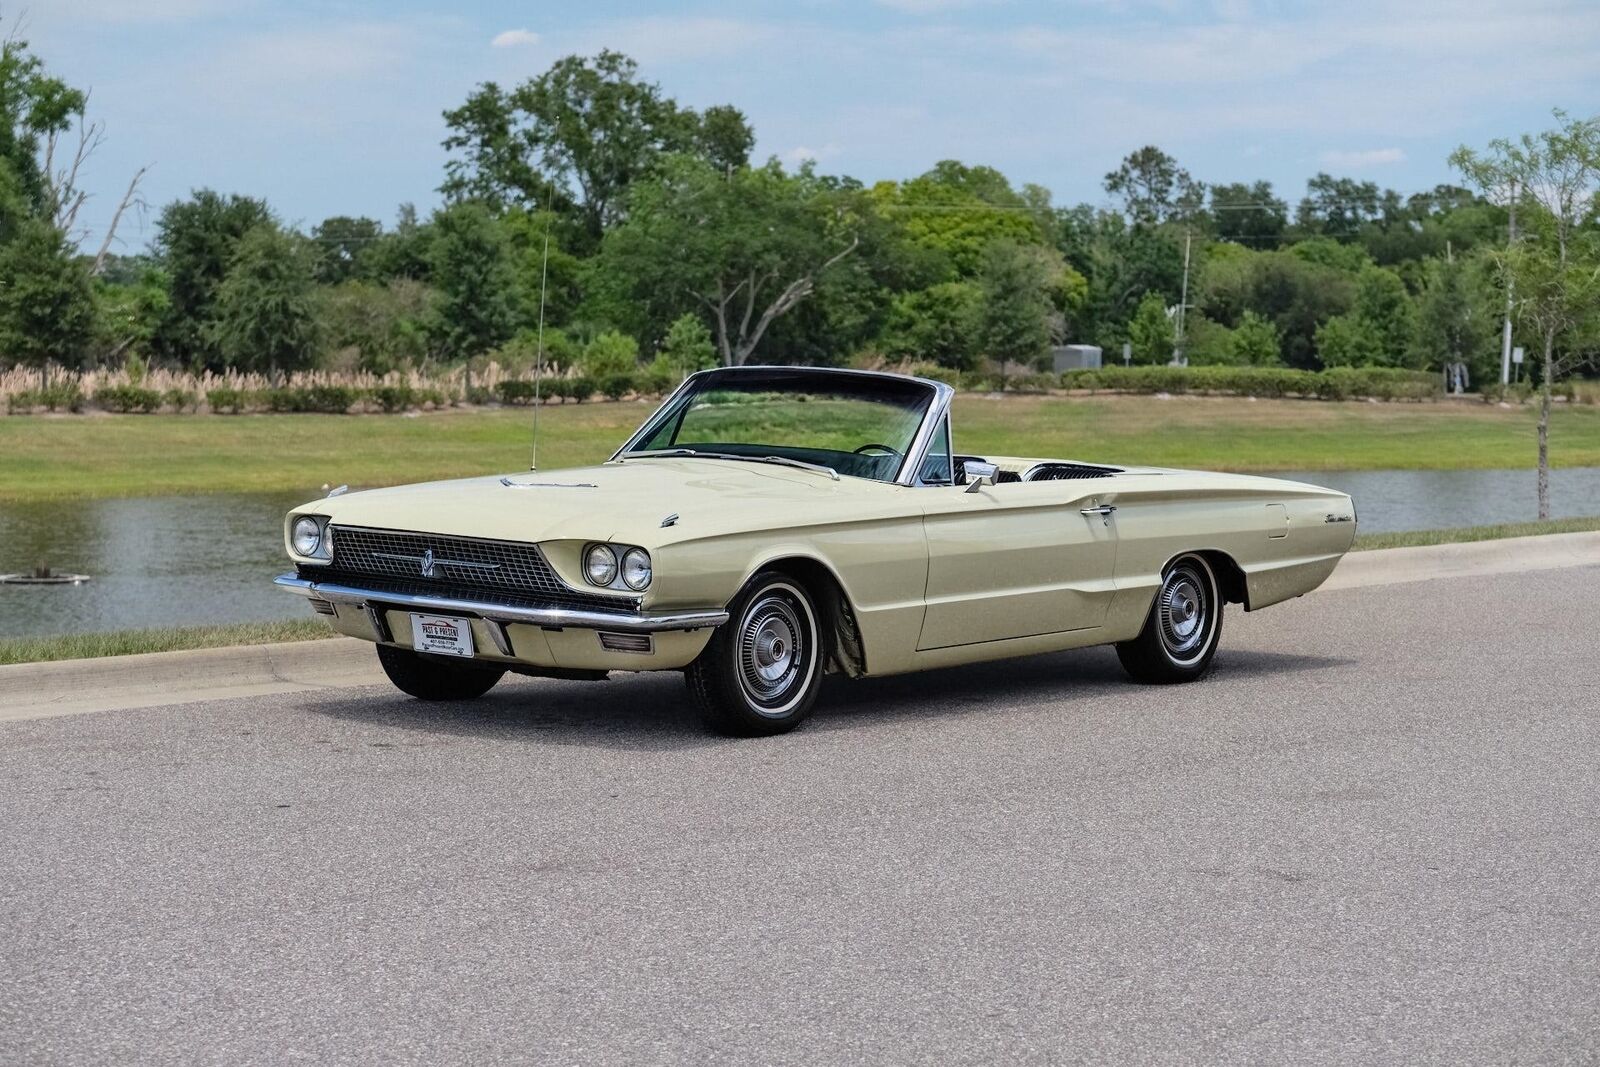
624 448 840 481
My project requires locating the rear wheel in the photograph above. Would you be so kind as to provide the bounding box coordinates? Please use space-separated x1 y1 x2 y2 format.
1116 553 1224 684
686 572 825 736
376 643 506 701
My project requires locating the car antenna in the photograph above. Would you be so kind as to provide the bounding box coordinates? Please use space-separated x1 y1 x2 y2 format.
529 159 557 471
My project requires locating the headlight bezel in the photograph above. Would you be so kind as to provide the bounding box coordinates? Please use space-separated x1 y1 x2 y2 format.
582 541 650 593
289 514 333 562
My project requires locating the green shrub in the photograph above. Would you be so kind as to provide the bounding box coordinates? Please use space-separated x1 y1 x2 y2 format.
599 372 635 401
416 386 450 408
300 385 357 413
207 387 250 414
369 384 416 413
496 380 539 405
6 389 39 413
262 387 305 412
38 382 84 412
465 385 495 405
1060 369 1102 392
163 388 197 412
566 376 596 403
639 357 679 397
94 385 164 413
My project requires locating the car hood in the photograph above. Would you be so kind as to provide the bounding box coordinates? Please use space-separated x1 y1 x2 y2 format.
294 458 906 547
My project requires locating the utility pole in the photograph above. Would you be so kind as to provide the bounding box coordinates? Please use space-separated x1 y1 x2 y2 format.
1173 230 1192 366
1500 178 1518 386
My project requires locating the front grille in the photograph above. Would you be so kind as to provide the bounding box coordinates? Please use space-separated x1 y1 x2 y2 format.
302 526 631 612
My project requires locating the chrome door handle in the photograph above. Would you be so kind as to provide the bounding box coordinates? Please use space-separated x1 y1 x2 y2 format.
1079 504 1117 517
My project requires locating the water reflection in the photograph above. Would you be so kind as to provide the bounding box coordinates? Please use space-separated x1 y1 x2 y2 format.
1270 467 1600 533
0 492 313 639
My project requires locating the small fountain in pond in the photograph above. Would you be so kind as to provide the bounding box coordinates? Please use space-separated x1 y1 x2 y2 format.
0 563 91 586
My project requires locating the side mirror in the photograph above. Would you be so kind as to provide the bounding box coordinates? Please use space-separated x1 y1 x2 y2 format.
963 461 998 493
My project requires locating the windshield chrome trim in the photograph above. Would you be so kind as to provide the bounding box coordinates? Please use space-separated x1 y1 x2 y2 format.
609 366 951 486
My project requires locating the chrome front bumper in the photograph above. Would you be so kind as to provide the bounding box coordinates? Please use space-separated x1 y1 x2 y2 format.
273 574 729 633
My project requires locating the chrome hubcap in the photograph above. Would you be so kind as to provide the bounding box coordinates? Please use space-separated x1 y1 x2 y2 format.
1158 567 1209 660
739 594 806 710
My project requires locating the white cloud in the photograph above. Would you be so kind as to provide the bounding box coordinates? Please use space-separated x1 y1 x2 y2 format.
784 143 843 165
491 28 539 48
1320 147 1406 167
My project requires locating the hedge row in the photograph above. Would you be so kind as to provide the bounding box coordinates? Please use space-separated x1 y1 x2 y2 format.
1058 365 1439 401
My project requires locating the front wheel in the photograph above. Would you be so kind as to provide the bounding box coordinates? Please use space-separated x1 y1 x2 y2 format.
376 643 506 701
1116 553 1224 684
686 572 825 736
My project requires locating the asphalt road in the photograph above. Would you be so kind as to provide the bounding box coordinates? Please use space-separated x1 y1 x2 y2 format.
2 566 1597 1065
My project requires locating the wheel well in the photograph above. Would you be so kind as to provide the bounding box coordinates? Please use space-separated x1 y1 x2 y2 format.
1191 549 1248 608
757 557 867 678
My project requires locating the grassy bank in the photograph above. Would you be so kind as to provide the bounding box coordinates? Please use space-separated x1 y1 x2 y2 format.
0 619 336 666
4 394 1599 503
1351 516 1600 551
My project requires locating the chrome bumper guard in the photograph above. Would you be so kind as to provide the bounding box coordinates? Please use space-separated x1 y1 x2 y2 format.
273 574 728 633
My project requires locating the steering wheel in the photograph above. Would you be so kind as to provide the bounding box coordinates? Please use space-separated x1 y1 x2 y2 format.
853 443 902 458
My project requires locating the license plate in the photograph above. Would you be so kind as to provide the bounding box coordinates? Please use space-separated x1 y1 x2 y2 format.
409 614 475 658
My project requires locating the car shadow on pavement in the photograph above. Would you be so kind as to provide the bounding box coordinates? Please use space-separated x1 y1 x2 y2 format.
810 645 1352 731
305 644 1350 750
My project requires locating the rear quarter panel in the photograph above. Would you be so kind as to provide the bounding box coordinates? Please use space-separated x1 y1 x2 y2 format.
1102 473 1355 639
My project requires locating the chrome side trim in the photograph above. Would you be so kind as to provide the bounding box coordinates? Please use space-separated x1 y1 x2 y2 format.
275 575 727 633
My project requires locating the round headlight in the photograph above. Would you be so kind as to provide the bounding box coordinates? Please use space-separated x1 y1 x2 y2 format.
291 516 322 556
621 548 652 591
584 544 618 586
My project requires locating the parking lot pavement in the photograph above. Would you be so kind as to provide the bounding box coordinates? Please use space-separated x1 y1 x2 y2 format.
1 565 1597 1065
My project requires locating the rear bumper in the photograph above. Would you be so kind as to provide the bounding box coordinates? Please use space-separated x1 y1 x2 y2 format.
274 573 726 672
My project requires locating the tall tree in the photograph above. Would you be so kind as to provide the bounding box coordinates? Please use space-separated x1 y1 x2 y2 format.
311 215 382 284
0 218 96 373
976 240 1054 381
1454 110 1600 517
1295 173 1381 239
602 158 861 366
209 225 320 373
1210 181 1286 247
152 190 273 366
441 51 752 246
426 201 521 362
1104 146 1204 225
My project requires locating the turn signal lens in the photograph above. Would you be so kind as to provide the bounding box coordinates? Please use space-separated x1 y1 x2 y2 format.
621 548 652 591
584 544 618 586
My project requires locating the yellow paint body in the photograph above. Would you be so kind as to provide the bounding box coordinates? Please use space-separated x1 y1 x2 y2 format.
286 449 1354 678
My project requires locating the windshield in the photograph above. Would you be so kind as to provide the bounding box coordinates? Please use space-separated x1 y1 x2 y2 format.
621 369 937 482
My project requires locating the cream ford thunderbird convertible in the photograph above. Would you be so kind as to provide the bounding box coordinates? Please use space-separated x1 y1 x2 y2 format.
277 367 1355 735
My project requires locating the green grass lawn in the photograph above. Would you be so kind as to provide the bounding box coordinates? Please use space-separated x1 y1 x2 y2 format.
0 619 336 666
2 394 1598 503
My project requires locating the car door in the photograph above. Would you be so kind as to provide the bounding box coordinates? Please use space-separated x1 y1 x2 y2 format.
916 479 1119 650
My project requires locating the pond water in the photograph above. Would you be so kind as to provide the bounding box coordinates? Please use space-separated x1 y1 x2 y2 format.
3 468 1598 639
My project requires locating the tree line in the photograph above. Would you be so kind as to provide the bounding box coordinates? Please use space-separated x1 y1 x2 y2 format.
2 32 1597 425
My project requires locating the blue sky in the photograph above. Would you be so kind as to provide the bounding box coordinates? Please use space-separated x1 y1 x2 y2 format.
28 0 1600 252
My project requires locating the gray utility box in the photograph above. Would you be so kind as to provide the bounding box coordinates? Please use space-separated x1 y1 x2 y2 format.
1050 344 1102 372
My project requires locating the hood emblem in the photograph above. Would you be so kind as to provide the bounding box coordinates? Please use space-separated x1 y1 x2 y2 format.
420 548 436 577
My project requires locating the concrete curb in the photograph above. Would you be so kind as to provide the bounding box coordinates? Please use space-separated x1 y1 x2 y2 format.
2 531 1595 724
0 638 381 723
1326 530 1600 591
